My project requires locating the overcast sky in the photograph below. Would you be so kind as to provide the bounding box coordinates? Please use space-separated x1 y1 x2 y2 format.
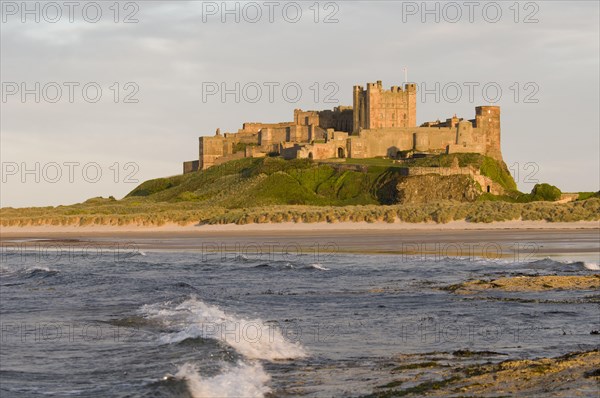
1 0 599 207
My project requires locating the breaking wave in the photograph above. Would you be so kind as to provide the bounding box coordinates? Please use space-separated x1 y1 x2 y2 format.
525 258 600 272
145 296 306 397
141 296 306 361
171 361 271 398
252 261 295 270
583 262 600 271
0 265 59 278
252 262 329 271
306 263 330 271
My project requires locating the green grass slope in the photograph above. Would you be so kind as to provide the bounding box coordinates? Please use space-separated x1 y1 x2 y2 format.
126 154 516 207
126 157 384 206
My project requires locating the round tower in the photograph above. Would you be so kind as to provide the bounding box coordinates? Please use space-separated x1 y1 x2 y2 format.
414 131 430 152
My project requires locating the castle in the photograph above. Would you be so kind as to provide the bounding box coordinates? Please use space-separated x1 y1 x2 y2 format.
183 80 502 173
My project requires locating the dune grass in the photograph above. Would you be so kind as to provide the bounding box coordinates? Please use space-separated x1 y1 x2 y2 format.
2 198 599 227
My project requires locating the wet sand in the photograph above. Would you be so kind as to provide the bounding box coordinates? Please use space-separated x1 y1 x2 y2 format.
1 221 599 259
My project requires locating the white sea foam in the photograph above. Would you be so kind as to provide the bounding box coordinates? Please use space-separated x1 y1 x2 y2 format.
308 263 330 271
1 266 58 277
141 296 307 361
583 262 600 271
27 266 53 272
173 361 271 398
546 258 599 271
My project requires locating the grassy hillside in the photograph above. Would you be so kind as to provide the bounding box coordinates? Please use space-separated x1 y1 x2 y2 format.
2 155 598 227
128 157 382 206
126 154 516 206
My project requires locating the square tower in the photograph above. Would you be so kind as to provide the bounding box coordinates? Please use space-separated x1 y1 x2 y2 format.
353 81 416 133
474 106 502 160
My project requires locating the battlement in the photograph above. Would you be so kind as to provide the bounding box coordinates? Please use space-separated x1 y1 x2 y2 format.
360 81 417 94
475 105 500 116
241 122 294 133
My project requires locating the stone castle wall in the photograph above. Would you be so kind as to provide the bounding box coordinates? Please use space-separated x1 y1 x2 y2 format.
183 160 199 174
404 166 504 195
184 81 503 172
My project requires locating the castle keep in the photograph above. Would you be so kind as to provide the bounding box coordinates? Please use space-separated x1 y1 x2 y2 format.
183 80 502 173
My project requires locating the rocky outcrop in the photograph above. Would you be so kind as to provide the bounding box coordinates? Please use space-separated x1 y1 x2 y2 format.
395 174 482 204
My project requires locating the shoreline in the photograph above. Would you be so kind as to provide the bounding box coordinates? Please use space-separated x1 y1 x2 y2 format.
1 220 599 235
2 220 598 260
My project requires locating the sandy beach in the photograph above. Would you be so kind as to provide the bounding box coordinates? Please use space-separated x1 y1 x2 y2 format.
2 220 599 234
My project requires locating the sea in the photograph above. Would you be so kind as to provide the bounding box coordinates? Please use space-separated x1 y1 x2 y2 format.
0 242 599 397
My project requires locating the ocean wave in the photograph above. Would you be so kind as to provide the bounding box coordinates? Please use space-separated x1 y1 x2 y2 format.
0 266 59 278
141 296 307 361
305 263 330 271
172 361 271 398
118 250 147 258
525 258 600 272
235 254 249 262
252 262 329 271
252 262 295 270
25 267 59 278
